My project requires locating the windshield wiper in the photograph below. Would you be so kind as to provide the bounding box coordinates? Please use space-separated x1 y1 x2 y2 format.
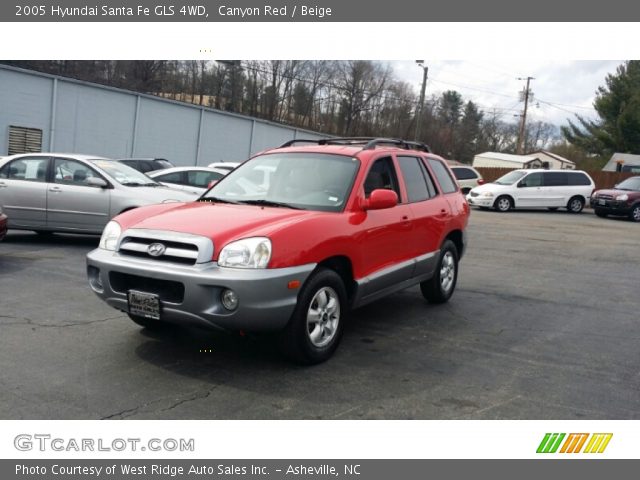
237 199 303 210
198 196 242 205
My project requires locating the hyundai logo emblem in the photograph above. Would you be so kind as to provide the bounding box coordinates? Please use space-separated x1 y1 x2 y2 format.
147 243 166 257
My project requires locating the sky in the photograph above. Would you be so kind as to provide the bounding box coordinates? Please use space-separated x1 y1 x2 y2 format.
391 60 622 128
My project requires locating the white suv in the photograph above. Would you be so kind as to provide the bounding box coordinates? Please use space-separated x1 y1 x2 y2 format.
467 169 595 213
450 166 484 194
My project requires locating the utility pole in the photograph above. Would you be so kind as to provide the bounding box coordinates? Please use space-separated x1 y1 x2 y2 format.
414 61 429 141
516 76 534 155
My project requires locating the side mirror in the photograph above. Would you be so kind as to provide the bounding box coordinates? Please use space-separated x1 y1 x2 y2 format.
87 177 108 188
517 180 525 188
363 189 398 211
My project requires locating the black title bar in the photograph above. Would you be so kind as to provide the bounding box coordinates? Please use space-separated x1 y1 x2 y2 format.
4 0 640 21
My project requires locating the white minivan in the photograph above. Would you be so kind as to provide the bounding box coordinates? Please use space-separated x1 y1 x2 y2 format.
467 169 595 213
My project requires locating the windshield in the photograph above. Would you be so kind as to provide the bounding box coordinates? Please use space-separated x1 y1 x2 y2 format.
201 153 360 212
616 177 640 191
494 170 527 185
91 160 160 186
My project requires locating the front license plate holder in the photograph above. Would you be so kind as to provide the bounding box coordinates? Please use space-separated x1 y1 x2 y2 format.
128 290 161 320
598 199 606 206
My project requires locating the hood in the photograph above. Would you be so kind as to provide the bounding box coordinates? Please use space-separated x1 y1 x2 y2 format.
594 188 636 197
115 201 325 250
470 182 511 194
133 185 198 203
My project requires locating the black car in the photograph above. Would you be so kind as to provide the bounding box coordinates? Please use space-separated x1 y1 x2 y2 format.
117 158 174 173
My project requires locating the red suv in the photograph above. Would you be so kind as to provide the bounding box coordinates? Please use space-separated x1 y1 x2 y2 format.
87 138 470 363
590 176 640 222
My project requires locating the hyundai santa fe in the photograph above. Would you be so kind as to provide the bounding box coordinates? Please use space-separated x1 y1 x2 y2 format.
87 138 470 363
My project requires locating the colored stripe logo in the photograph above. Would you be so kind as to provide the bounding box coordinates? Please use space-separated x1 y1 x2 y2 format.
537 433 612 453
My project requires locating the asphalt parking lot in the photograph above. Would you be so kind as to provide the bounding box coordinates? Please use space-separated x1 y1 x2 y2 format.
1 209 639 420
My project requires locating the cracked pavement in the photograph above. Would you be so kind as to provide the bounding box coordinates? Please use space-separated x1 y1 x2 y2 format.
1 209 639 419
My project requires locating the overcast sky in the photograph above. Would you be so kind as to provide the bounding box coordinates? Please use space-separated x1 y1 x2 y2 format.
391 60 622 127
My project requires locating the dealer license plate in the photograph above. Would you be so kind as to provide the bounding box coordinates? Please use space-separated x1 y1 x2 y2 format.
128 290 161 320
598 199 606 205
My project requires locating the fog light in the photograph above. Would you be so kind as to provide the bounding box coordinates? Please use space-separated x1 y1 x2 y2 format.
87 266 104 293
221 289 239 311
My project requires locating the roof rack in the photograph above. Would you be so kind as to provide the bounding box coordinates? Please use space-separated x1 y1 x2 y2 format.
278 137 432 153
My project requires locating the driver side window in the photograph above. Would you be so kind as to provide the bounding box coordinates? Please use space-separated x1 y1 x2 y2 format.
520 172 543 187
364 157 400 198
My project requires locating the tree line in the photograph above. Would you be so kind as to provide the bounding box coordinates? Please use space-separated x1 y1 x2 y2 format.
4 60 562 164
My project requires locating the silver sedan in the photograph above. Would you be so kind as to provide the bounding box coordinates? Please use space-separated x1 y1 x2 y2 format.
147 166 229 195
0 153 197 235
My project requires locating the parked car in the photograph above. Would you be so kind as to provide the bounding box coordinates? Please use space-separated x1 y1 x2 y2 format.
148 166 229 195
117 158 175 173
590 176 640 222
0 206 7 241
0 153 197 235
467 169 594 213
206 162 241 172
450 165 484 194
87 137 470 364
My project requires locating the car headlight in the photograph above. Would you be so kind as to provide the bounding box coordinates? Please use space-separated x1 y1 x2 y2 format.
99 221 122 251
218 237 271 269
481 192 495 198
615 194 629 201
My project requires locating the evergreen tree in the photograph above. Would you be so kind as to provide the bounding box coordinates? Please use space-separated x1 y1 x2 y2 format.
562 61 640 155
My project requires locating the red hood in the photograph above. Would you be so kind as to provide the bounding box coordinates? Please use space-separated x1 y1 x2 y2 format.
595 188 639 197
115 201 325 250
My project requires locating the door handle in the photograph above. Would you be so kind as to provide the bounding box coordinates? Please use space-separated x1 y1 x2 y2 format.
49 186 62 193
0 182 7 188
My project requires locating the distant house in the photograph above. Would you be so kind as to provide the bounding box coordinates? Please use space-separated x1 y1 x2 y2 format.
602 153 640 173
529 150 576 170
472 152 544 169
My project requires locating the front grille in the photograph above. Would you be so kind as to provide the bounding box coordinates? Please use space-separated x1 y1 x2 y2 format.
119 236 199 265
597 194 614 200
470 191 479 197
109 271 185 303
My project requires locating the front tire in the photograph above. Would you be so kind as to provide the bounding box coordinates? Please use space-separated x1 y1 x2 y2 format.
629 204 640 222
279 268 347 364
567 196 584 213
494 196 513 212
594 209 608 218
420 239 459 304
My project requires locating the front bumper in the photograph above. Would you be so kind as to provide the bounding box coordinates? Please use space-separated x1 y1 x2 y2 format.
86 248 316 332
590 198 632 214
466 194 494 208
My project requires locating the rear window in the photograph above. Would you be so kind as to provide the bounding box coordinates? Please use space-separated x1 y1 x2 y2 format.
567 171 592 186
427 159 458 194
451 167 478 180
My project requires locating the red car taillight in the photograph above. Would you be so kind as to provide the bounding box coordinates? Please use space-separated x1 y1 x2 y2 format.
477 179 485 185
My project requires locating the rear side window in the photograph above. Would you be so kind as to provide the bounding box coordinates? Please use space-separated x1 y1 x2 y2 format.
452 167 478 180
567 172 592 185
156 171 184 184
427 159 458 194
544 172 569 186
397 156 432 203
0 157 49 182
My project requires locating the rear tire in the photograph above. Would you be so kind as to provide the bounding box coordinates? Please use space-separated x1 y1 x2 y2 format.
279 268 347 364
629 204 640 222
567 196 584 213
420 239 459 304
